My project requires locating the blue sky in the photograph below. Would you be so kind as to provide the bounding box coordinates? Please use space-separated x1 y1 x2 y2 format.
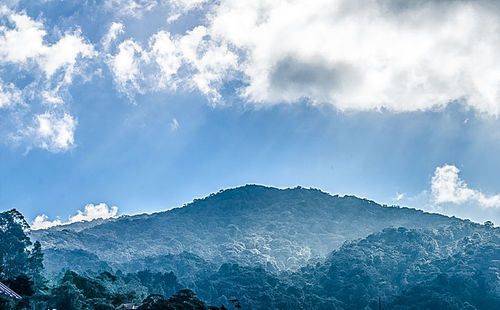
1 0 500 228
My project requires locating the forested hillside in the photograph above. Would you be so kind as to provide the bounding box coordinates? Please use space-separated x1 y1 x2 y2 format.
0 209 230 309
33 185 464 274
1 186 499 309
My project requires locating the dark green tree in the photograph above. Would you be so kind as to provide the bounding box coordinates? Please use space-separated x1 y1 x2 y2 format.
50 281 85 310
0 210 32 280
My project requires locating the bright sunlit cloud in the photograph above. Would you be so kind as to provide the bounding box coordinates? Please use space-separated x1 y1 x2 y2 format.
103 0 500 115
431 164 500 208
31 203 119 230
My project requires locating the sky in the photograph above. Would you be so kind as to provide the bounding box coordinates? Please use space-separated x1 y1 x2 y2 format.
1 0 500 228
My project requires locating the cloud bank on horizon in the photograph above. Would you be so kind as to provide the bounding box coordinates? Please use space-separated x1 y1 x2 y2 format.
2 0 500 152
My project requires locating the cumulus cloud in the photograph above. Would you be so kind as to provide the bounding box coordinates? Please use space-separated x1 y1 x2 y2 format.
431 164 500 208
0 8 95 79
68 203 119 223
31 203 119 230
106 0 500 114
31 215 62 230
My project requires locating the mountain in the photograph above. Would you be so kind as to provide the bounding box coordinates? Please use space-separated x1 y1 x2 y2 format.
3 186 500 309
33 185 467 275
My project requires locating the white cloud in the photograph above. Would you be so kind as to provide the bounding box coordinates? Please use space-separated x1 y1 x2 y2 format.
69 203 119 223
108 26 238 101
110 39 148 97
431 164 500 208
107 0 500 114
104 0 158 18
0 8 95 78
104 0 209 18
178 26 238 101
150 31 182 88
0 79 22 108
31 203 119 230
31 214 62 230
209 0 500 112
26 112 77 152
102 22 125 51
166 13 181 23
170 118 179 130
168 0 208 11
0 10 46 63
40 32 95 79
0 7 95 152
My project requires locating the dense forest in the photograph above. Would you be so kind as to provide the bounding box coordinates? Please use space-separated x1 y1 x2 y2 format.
1 186 500 309
33 186 465 274
0 209 230 309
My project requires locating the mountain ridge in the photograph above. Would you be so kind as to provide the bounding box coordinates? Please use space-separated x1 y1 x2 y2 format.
32 184 462 233
32 184 473 275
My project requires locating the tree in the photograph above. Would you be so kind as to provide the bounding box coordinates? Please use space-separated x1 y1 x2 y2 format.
0 210 32 280
138 294 170 310
27 241 45 289
138 289 229 310
484 221 494 228
167 289 207 310
50 281 85 310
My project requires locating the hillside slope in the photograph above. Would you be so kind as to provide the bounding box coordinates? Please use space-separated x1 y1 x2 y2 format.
33 185 468 273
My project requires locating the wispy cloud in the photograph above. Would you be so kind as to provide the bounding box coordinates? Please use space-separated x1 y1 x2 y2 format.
103 0 209 19
395 193 406 201
102 22 125 51
169 118 179 131
31 203 119 230
0 79 22 108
